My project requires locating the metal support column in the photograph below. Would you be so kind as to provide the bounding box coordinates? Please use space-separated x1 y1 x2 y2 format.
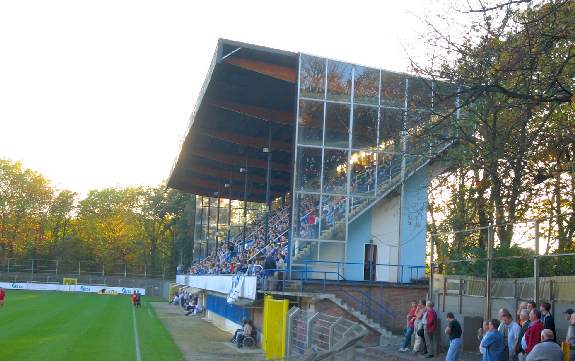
264 126 272 245
429 234 435 299
215 192 221 256
241 163 248 250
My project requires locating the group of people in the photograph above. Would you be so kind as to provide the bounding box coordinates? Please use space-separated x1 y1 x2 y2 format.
188 206 289 277
400 300 575 361
399 300 439 358
130 290 142 308
170 288 203 316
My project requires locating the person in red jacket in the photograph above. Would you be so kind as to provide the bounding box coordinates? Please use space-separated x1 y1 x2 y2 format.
523 309 544 354
423 301 438 358
0 287 5 308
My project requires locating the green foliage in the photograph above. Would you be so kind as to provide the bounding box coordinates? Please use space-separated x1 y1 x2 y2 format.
0 158 194 270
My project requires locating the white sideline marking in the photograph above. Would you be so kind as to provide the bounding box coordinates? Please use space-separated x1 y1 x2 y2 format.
132 306 143 361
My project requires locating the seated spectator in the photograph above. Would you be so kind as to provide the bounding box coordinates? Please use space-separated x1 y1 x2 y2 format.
232 319 255 348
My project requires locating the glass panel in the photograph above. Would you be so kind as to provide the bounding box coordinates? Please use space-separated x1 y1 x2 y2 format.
380 72 405 107
325 103 350 148
320 195 347 240
407 110 431 156
354 67 379 105
434 81 457 115
327 60 352 101
298 100 324 146
377 152 400 190
379 107 403 153
295 147 322 192
352 105 378 150
350 196 370 216
294 193 319 239
318 242 345 263
408 77 432 109
300 54 325 99
350 151 377 195
322 149 349 194
292 240 318 264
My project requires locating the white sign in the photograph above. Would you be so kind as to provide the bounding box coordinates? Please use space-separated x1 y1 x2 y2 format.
0 282 146 295
175 274 257 300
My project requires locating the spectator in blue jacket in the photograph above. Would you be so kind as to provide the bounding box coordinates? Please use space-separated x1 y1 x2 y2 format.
480 319 505 361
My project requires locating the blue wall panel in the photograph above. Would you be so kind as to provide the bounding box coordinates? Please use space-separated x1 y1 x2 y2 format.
206 294 251 325
345 208 372 281
399 167 429 282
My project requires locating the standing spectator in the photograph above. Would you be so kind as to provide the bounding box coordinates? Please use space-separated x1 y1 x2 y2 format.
566 312 575 361
499 309 521 361
423 301 437 358
523 309 545 355
479 320 490 355
480 319 505 361
526 329 563 361
413 299 427 354
0 287 5 308
399 301 417 352
445 312 462 361
540 302 556 343
515 309 531 361
517 302 528 325
527 301 537 313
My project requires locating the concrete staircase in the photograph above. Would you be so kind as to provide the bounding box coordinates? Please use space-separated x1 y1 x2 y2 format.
322 293 402 346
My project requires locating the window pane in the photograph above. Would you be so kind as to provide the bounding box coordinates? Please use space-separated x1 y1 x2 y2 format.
434 81 458 115
298 100 324 146
327 60 352 101
295 147 322 192
379 107 403 153
408 77 432 109
325 103 350 148
407 111 432 156
377 152 400 191
350 196 370 217
300 54 325 99
319 242 345 263
294 193 319 239
352 105 378 150
350 151 377 196
320 195 347 240
292 240 318 264
380 72 405 107
354 67 379 105
323 149 349 194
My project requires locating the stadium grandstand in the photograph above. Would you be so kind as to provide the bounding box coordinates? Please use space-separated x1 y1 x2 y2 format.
168 38 462 348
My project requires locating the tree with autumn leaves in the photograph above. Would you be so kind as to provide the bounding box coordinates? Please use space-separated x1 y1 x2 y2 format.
0 159 195 273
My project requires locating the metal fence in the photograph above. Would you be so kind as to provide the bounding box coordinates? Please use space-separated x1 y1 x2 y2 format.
286 307 367 361
0 258 175 279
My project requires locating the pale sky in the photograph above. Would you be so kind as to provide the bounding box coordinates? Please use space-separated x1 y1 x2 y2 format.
0 0 442 194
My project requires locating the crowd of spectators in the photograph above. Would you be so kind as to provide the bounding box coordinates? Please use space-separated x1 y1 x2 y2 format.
188 206 290 276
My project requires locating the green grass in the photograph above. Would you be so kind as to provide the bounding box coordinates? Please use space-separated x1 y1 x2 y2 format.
0 290 184 361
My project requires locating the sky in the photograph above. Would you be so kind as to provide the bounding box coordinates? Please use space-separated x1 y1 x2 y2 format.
0 0 443 194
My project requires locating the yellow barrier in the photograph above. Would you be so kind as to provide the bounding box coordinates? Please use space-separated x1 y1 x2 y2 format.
63 278 77 285
262 295 288 360
562 341 570 361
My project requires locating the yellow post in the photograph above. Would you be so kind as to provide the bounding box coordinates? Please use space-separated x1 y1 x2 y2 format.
262 295 289 360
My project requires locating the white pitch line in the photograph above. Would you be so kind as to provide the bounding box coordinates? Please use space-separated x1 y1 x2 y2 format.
132 306 143 361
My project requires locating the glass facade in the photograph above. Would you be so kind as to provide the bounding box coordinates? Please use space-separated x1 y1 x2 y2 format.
193 195 266 261
292 54 459 266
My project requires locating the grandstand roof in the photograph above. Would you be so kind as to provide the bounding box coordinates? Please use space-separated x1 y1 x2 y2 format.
168 39 298 202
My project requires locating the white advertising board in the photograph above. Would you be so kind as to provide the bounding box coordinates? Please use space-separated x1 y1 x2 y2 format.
0 282 146 295
175 274 257 300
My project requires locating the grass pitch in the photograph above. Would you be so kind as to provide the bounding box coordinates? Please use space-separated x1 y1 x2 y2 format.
0 290 184 361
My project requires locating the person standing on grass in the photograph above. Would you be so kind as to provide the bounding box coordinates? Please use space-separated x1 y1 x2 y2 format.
131 290 138 307
399 300 417 352
0 287 5 308
445 312 462 361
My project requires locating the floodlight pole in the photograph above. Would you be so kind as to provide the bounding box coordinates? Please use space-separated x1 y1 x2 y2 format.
534 220 540 305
